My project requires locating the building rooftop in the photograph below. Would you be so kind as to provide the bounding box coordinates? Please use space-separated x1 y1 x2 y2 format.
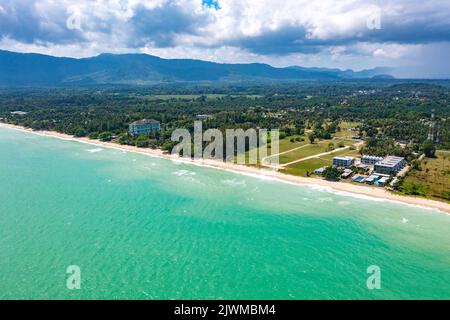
11 111 28 115
313 167 327 174
131 119 160 125
341 169 354 178
362 155 384 160
377 156 405 166
333 156 355 161
352 175 365 181
366 174 380 182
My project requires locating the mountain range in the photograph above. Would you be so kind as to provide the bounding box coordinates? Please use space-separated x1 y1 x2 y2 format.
0 50 394 86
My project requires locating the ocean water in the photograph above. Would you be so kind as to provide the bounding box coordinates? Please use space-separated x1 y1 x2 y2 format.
0 126 449 300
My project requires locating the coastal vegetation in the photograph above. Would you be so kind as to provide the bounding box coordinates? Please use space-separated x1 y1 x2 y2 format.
398 151 450 202
0 81 448 202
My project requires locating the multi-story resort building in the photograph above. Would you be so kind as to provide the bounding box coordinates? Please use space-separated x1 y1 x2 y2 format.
374 156 406 175
361 155 384 165
129 119 161 137
333 156 355 168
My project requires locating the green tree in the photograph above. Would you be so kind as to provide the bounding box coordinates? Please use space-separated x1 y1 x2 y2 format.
322 131 332 140
88 132 99 140
322 166 341 181
73 126 86 137
30 120 41 130
308 133 316 144
162 141 177 152
98 131 113 142
117 134 129 145
326 143 335 152
421 140 436 158
135 135 149 148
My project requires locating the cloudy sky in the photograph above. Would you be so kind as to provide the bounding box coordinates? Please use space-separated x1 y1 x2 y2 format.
0 0 449 78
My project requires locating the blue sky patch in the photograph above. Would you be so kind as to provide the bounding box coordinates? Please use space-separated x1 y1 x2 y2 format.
202 0 220 10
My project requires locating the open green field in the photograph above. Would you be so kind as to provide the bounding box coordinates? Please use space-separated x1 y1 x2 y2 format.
278 139 355 164
340 121 362 130
141 94 224 100
316 147 361 161
334 121 362 139
281 158 329 177
244 135 308 165
247 134 359 169
278 135 308 152
281 147 361 177
245 131 360 169
139 94 263 101
399 151 450 202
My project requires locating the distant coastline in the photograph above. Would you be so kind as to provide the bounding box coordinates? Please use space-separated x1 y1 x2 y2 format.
1 122 449 214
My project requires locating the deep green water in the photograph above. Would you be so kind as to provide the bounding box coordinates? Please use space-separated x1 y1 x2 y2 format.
0 126 449 300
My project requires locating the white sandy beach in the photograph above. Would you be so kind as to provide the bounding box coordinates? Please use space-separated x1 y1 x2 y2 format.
2 122 449 214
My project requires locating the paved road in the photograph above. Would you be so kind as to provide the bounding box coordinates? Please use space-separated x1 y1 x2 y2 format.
262 143 310 162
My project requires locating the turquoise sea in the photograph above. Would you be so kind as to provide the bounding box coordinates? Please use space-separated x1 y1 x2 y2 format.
0 126 449 300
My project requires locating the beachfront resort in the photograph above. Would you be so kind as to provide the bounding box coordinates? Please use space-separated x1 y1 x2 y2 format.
310 153 407 188
334 155 405 187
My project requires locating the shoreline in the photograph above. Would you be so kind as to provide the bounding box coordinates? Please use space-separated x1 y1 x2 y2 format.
2 122 449 214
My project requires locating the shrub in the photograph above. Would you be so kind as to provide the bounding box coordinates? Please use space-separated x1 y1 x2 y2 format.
135 135 149 148
98 131 113 142
88 132 99 140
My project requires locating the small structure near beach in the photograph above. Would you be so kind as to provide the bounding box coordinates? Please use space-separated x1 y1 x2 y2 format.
341 169 354 179
313 167 327 175
377 176 390 187
352 175 366 183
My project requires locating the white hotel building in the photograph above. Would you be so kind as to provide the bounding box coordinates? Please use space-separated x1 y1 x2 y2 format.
333 156 355 168
374 156 406 175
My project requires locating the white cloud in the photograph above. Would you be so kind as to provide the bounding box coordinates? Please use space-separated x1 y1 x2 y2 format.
0 0 449 77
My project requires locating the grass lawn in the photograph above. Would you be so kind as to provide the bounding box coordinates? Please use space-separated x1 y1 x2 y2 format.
241 134 359 169
279 139 355 164
141 94 224 100
281 147 360 177
334 121 362 139
340 121 362 130
278 135 308 152
141 94 263 101
243 135 307 165
399 151 450 202
334 131 357 139
317 147 361 161
281 158 330 177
